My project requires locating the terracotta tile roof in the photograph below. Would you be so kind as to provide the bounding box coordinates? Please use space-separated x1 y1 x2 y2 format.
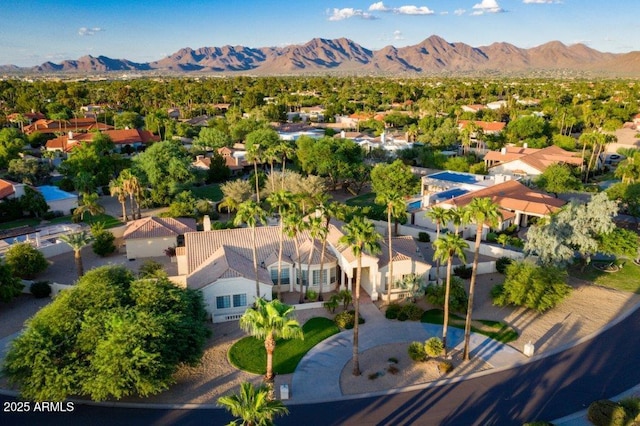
486 145 583 172
458 120 506 133
0 179 16 199
45 129 160 152
484 146 540 162
123 217 197 240
437 180 565 217
377 236 420 267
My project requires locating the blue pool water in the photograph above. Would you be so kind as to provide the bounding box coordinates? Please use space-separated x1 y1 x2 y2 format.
37 185 76 202
429 171 478 184
407 200 422 210
436 188 469 200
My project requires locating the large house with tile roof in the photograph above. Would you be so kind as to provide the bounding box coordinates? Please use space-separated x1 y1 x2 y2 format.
45 129 160 153
484 145 584 179
175 222 431 322
22 118 113 135
0 179 25 201
123 216 197 260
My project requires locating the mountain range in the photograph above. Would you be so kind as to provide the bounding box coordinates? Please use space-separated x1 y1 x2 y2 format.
3 35 640 76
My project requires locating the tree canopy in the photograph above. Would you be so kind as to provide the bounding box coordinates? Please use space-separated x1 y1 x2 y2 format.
4 265 210 402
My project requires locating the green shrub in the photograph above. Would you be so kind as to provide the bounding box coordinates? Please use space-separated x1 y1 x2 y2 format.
397 310 409 321
418 232 430 242
305 289 318 301
385 303 402 319
454 264 472 279
508 237 525 249
587 400 629 426
504 224 518 235
388 357 398 364
496 256 513 274
338 290 353 310
437 360 454 374
408 341 426 362
323 295 339 313
334 310 364 330
92 230 116 257
424 337 444 357
399 303 424 321
138 260 165 278
5 243 48 279
425 276 468 313
30 281 51 298
486 232 498 243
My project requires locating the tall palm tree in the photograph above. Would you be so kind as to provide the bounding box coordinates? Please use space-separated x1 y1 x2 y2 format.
339 216 381 376
316 197 341 302
234 200 268 300
239 298 303 382
263 147 279 193
119 169 142 220
283 210 307 304
109 177 128 221
376 190 406 305
433 233 468 355
275 141 294 189
73 192 105 222
246 144 262 203
426 206 452 284
218 381 289 425
462 197 502 361
266 190 296 301
59 231 93 277
305 215 327 299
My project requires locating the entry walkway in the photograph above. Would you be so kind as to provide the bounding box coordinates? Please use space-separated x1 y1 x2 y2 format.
290 303 526 404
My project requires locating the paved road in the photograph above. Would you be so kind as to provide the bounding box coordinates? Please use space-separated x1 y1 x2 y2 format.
2 304 639 426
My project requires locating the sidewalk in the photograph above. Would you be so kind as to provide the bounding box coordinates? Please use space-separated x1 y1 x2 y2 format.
289 303 528 404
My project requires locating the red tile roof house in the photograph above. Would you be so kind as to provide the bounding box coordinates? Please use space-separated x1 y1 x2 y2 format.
0 179 26 200
427 180 566 240
484 145 585 179
45 129 160 153
123 217 197 260
22 118 113 135
174 222 431 322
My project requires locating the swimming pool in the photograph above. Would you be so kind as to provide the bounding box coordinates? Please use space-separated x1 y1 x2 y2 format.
37 185 76 202
428 171 479 184
435 188 469 200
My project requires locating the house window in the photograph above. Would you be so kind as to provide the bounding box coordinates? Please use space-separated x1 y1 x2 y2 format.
270 267 290 285
233 294 247 308
312 270 322 286
300 270 308 286
216 295 231 309
330 267 337 283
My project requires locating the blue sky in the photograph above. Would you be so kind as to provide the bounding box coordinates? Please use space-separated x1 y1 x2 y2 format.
1 0 638 67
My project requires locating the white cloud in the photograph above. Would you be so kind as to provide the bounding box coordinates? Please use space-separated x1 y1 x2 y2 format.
328 8 376 21
78 27 101 36
369 1 391 11
393 30 405 40
78 27 104 36
454 8 466 16
472 0 504 14
396 5 434 15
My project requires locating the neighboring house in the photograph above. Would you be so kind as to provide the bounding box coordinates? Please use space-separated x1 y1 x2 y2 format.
484 145 584 179
461 104 486 114
337 130 413 156
175 223 430 322
457 120 506 136
45 129 160 153
192 155 211 171
486 100 507 110
0 179 26 200
7 112 46 126
22 118 112 135
217 146 252 175
123 217 197 260
418 180 566 239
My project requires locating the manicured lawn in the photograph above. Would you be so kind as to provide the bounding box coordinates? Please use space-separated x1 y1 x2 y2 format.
421 309 519 344
345 192 386 220
0 218 40 230
570 261 640 294
0 213 122 232
190 184 223 201
228 317 340 375
82 213 123 229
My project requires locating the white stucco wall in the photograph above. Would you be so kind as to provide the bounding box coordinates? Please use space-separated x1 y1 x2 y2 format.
125 236 176 259
48 197 78 216
200 277 273 322
489 160 541 177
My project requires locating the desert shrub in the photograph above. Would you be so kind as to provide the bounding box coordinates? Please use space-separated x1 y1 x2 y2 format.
424 337 444 357
92 230 116 257
453 264 472 279
587 400 629 426
387 365 399 375
399 303 424 321
388 357 398 364
305 289 318 301
338 290 353 310
508 237 525 249
486 232 498 243
5 243 48 279
620 397 640 422
437 360 454 374
425 276 468 313
496 256 513 274
493 261 571 313
504 224 518 235
368 372 380 380
385 303 402 319
418 232 430 242
334 310 364 330
323 295 339 313
397 310 409 321
30 281 51 298
138 260 165 278
408 341 426 362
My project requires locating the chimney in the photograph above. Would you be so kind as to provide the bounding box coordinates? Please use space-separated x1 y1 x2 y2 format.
202 215 211 231
340 130 346 139
196 155 204 161
501 147 507 155
68 131 73 140
381 131 386 144
523 143 528 149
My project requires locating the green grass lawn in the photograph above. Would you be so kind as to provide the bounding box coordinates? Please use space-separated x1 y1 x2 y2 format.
421 309 519 344
0 213 122 232
0 218 40 230
228 317 340 375
345 192 386 220
569 261 640 294
190 184 223 202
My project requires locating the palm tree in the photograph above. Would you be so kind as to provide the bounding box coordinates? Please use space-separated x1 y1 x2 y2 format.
266 190 296 301
246 144 262 203
376 190 406 305
426 206 452 284
59 231 93 277
239 298 303 382
275 141 294 189
462 197 502 361
218 381 289 426
219 179 253 219
119 169 142 220
433 233 468 355
283 210 307 304
316 197 341 302
305 215 327 299
109 177 128 221
339 216 381 376
496 233 510 247
449 207 466 235
263 147 279 193
73 193 106 222
234 200 268 300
